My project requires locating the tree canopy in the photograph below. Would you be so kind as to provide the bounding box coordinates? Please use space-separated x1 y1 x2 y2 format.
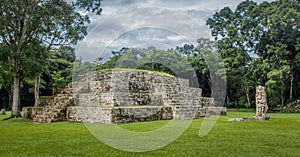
0 0 102 117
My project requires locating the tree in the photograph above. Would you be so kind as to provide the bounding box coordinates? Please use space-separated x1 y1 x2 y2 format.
206 1 256 107
207 0 300 108
49 46 76 87
22 46 76 106
0 44 14 108
176 39 216 96
20 41 49 106
0 0 102 117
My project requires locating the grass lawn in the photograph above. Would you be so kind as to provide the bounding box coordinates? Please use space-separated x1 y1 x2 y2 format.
0 111 299 157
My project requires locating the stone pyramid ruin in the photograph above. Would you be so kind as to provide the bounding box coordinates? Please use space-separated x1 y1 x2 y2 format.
22 70 226 123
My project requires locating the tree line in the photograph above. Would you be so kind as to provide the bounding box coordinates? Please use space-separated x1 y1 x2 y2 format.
207 0 300 108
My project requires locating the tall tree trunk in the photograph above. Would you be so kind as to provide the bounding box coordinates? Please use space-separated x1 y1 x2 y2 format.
11 72 21 117
244 83 251 108
34 75 40 106
226 94 229 105
245 91 251 108
281 89 284 108
290 73 293 101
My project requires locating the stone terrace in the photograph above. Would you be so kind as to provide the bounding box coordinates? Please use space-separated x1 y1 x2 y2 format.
22 70 225 123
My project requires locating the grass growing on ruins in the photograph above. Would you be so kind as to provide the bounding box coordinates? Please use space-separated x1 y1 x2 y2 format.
0 111 300 156
99 68 176 77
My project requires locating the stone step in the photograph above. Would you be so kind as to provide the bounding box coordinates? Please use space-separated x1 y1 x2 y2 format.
33 115 51 123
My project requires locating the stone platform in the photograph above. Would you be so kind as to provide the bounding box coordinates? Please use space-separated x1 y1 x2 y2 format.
22 70 225 123
66 106 173 124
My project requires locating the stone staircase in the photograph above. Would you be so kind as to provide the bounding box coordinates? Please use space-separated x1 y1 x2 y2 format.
33 84 74 123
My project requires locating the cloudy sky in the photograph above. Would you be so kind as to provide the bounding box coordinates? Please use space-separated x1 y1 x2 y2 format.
75 0 273 62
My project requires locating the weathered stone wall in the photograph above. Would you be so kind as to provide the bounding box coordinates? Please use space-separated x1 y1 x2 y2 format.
22 107 44 119
66 106 173 123
73 71 192 107
111 106 173 123
37 96 54 106
67 107 112 123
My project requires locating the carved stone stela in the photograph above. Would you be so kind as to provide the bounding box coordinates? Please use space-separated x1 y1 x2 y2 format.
253 85 270 120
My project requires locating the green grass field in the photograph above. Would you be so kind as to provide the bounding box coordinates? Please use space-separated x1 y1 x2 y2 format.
0 111 299 157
